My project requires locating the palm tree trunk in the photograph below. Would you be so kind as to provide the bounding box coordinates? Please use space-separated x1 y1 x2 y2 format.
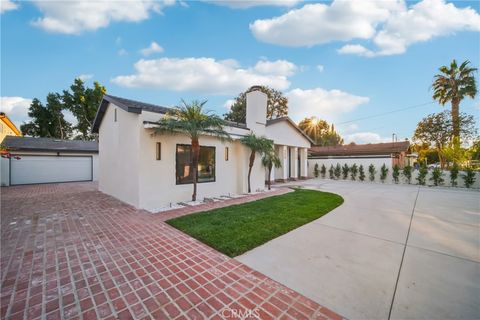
191 138 200 201
451 98 460 141
267 164 272 190
247 150 255 193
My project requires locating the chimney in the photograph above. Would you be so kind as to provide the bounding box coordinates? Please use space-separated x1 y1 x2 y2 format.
246 87 267 135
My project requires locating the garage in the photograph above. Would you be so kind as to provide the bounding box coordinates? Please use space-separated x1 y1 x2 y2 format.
10 155 93 185
1 136 98 186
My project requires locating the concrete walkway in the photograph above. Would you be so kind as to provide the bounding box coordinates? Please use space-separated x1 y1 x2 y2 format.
237 180 480 319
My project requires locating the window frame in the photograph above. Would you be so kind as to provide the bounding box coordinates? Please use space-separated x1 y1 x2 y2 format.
156 142 161 160
175 144 216 185
225 147 229 161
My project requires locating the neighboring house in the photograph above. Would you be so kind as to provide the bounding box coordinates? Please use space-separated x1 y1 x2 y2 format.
308 141 412 175
1 136 98 186
92 89 312 212
0 112 22 142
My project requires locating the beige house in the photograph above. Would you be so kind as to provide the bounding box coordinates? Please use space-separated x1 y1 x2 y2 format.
92 88 312 212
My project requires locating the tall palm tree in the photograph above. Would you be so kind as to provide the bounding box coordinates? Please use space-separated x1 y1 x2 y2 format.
240 133 273 193
262 150 281 190
432 59 477 141
156 100 231 201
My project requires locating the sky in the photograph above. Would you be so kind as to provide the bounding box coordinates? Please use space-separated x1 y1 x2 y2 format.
1 0 479 144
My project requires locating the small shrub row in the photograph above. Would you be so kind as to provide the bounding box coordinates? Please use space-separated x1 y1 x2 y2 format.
314 163 477 188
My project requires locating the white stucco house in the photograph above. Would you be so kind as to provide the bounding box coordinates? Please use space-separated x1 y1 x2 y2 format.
92 88 312 212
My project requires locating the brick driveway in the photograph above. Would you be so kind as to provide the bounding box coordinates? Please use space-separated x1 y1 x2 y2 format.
1 182 341 320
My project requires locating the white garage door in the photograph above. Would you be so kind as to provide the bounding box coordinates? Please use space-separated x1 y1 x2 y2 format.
10 156 92 185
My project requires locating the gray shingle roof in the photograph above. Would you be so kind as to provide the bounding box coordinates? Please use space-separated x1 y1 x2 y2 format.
2 136 98 153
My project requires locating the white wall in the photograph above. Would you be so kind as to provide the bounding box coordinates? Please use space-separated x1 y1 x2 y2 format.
266 121 311 149
1 157 9 186
308 157 392 178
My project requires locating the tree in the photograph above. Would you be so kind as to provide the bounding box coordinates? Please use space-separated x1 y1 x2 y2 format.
450 163 459 187
403 165 412 184
380 164 389 183
341 164 349 179
313 163 319 178
430 167 444 186
432 59 477 141
298 117 343 146
359 165 365 181
462 167 476 188
262 150 281 190
417 163 428 185
63 78 106 140
329 165 334 179
413 111 476 168
224 86 288 123
368 164 376 182
320 164 326 178
156 100 231 201
334 163 341 179
392 165 400 184
350 164 358 181
240 133 273 193
20 94 72 139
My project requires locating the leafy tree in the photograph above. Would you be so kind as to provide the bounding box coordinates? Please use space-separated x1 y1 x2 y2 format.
413 111 476 168
450 163 459 186
63 78 106 140
240 133 273 193
350 164 358 181
21 94 72 139
359 165 366 181
329 165 334 179
156 100 231 201
320 164 326 178
432 59 477 141
341 164 349 179
430 167 444 186
462 167 476 188
392 164 400 184
380 164 389 183
334 163 341 179
417 163 428 185
368 164 376 182
403 165 413 184
313 163 319 178
262 150 281 190
468 139 480 161
224 86 288 123
298 117 343 146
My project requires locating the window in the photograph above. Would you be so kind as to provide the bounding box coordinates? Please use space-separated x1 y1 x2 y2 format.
176 144 215 184
225 147 229 161
114 108 117 122
156 142 161 160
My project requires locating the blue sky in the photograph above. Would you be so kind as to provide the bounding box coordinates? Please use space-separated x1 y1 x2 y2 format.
1 0 479 144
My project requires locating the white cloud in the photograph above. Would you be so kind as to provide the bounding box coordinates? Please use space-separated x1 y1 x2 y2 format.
1 0 18 14
250 0 480 56
223 99 235 109
118 49 128 56
286 88 370 122
253 59 297 76
77 74 94 81
0 97 32 128
206 0 300 9
317 65 324 72
140 41 164 56
31 0 176 34
112 57 295 95
343 132 390 144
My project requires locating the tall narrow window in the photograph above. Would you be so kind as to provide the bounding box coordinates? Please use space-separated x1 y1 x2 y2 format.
176 144 215 184
156 142 161 160
225 147 229 161
114 108 117 122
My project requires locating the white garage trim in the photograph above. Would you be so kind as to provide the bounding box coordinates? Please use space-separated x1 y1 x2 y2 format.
10 155 93 186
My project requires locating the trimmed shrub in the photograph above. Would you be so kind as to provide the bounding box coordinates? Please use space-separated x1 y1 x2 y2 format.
430 167 444 186
380 164 389 183
314 163 319 178
334 163 341 179
450 163 459 187
329 165 334 179
402 165 412 184
392 164 400 184
368 164 376 182
320 164 326 178
350 164 358 181
462 167 476 188
342 164 349 179
359 165 366 181
417 163 428 185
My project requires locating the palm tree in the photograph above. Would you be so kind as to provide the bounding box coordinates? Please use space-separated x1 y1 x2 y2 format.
432 59 477 141
240 133 273 193
156 100 231 201
262 150 281 190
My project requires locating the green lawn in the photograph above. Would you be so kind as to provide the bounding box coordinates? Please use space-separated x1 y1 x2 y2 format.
166 188 344 257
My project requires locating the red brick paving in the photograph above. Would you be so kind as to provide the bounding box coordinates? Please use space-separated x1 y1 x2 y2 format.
1 182 343 319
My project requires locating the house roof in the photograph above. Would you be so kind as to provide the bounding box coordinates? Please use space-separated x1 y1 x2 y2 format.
92 94 247 133
2 136 98 153
266 116 315 145
309 141 410 157
0 112 22 136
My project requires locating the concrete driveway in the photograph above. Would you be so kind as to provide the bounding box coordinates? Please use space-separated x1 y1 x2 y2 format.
237 180 480 320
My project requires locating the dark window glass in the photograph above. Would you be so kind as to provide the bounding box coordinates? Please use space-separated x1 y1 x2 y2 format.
176 145 215 184
156 142 161 160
